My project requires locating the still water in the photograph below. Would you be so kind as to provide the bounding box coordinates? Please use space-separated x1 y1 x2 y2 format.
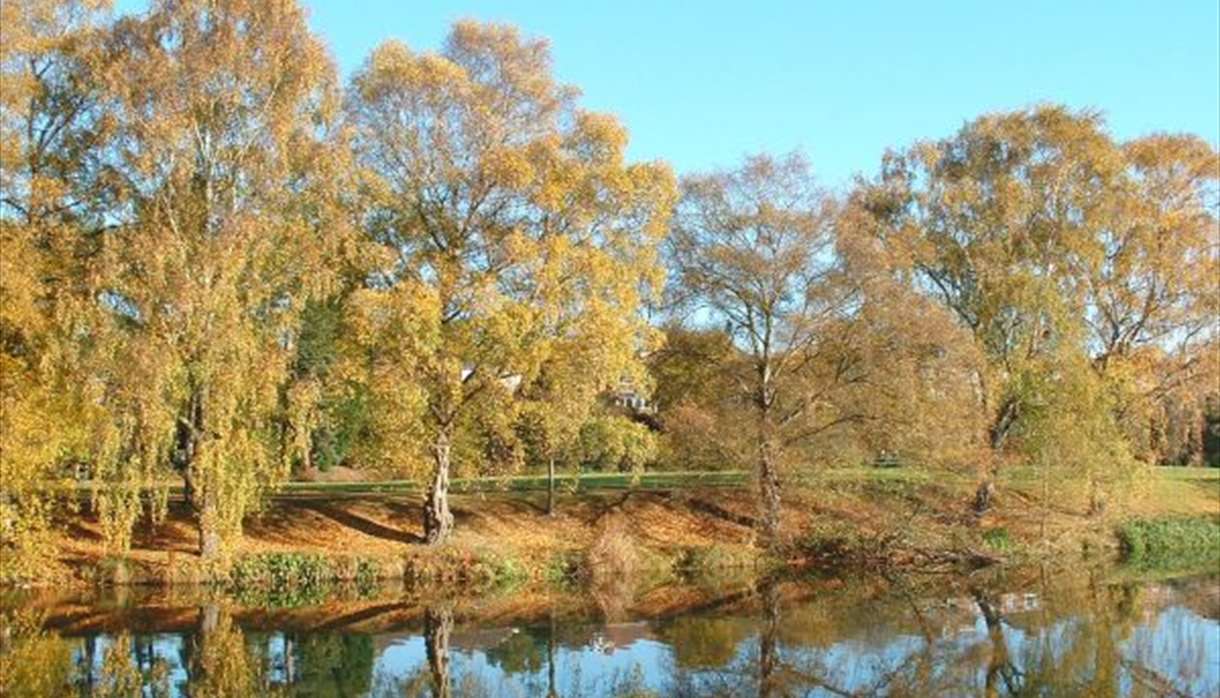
1 565 1216 697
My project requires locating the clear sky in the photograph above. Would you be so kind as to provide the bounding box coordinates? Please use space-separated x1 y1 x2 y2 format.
121 0 1220 190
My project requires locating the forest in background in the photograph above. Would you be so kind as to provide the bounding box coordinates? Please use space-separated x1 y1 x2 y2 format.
2 0 1217 582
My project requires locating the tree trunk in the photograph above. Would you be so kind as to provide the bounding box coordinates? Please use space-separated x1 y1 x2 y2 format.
199 603 220 635
973 477 996 516
182 458 222 559
989 398 1019 451
176 384 221 557
198 497 222 559
188 603 220 688
973 590 1019 697
424 607 452 698
423 432 455 545
757 428 782 547
1088 478 1107 517
546 456 556 516
973 397 1016 516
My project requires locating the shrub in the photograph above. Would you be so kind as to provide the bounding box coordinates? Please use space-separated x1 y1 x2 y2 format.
227 552 387 606
542 550 581 584
676 544 756 573
578 416 656 473
981 527 1013 552
1118 517 1220 561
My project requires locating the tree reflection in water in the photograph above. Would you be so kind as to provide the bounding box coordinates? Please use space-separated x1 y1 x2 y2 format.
0 568 1215 697
425 606 453 698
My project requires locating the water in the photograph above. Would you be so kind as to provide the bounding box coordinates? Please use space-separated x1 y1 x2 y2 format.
1 565 1216 697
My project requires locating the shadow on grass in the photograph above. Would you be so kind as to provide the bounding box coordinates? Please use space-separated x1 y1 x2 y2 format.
298 501 424 545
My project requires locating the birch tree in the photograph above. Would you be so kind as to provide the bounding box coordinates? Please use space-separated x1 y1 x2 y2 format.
668 153 860 545
0 0 115 577
94 0 348 557
347 22 673 544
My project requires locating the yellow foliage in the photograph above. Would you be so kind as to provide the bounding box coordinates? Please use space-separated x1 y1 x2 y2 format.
347 21 674 541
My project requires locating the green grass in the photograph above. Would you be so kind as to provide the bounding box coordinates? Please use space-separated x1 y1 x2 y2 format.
68 469 749 500
1117 516 1220 562
64 464 1217 502
1155 467 1220 481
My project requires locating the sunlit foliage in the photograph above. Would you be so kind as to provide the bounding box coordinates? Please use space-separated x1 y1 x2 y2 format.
346 21 674 543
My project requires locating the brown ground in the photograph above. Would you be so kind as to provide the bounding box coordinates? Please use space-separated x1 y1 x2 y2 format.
55 488 768 586
43 469 1220 588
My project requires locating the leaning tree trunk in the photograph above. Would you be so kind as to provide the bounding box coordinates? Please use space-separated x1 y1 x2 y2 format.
972 589 1019 697
975 398 1018 516
423 432 455 545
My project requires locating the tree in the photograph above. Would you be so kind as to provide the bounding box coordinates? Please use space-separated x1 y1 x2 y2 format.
516 356 609 516
92 0 347 557
647 325 748 471
668 153 861 545
0 0 115 577
850 105 1219 511
346 21 673 544
851 106 1135 510
576 413 656 473
1083 134 1220 464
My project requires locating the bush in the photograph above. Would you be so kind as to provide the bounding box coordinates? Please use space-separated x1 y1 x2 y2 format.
981 527 1013 552
543 550 581 584
469 548 528 587
1118 517 1220 561
578 415 656 473
227 552 385 606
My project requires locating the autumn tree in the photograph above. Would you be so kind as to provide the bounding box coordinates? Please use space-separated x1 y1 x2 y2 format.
516 342 639 515
0 0 115 578
92 0 347 557
851 107 1127 509
647 325 747 471
827 223 988 471
347 22 673 544
851 105 1219 511
1083 134 1220 464
668 153 865 545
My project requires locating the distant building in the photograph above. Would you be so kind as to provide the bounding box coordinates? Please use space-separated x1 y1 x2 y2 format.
610 386 653 414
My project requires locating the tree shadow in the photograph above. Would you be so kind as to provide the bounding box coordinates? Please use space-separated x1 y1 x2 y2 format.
298 501 423 544
685 497 757 528
130 501 200 553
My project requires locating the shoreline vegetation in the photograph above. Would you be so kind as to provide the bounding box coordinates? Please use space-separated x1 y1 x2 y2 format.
35 467 1220 592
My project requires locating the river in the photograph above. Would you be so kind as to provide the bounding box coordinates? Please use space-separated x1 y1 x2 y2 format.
1 563 1216 697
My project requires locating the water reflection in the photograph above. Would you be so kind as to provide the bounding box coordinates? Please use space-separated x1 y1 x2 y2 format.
0 568 1216 697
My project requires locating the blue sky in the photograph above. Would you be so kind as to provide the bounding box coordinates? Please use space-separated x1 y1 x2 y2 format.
121 1 1219 190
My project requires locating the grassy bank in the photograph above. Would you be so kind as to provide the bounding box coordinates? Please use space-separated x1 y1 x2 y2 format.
1118 516 1220 568
26 467 1220 590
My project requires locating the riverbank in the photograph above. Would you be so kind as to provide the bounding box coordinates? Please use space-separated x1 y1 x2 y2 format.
26 466 1216 592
